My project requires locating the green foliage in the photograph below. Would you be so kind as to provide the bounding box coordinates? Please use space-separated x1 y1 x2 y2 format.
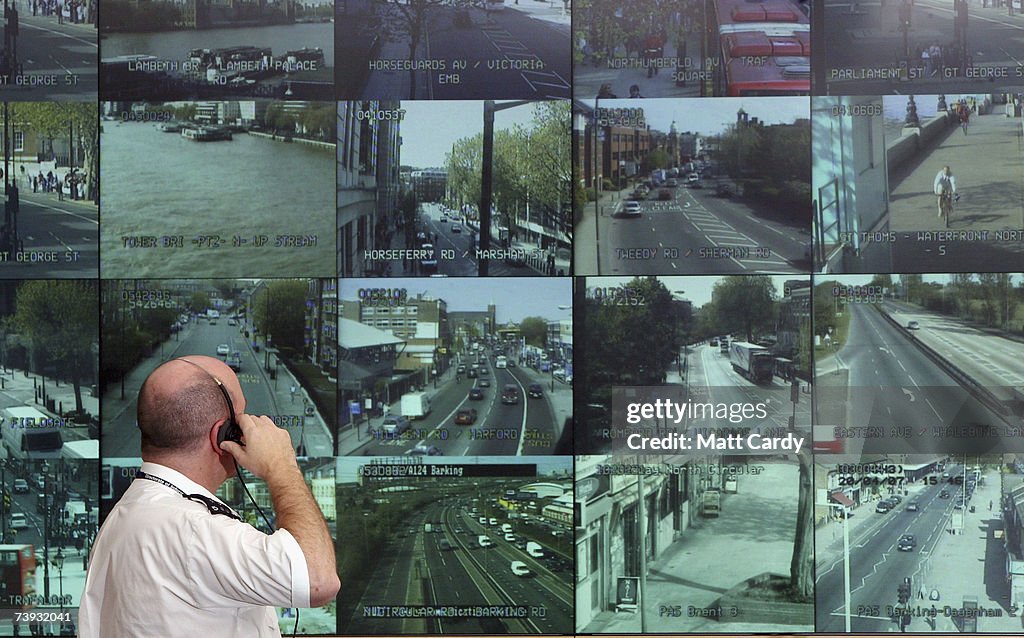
582 277 684 392
252 281 308 352
640 149 671 174
710 276 777 343
443 102 571 235
518 317 549 348
13 102 99 201
189 291 211 313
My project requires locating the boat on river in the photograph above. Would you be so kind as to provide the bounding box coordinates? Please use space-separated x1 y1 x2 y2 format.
181 126 233 141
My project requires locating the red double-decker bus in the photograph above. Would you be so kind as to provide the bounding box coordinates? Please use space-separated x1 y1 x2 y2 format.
0 544 36 610
711 0 811 96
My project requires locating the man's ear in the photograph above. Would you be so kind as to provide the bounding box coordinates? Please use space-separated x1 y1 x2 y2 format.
209 418 228 455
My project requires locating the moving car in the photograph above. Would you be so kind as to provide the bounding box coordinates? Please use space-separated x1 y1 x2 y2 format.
510 561 532 577
410 443 442 456
906 501 919 512
469 388 484 401
940 489 950 498
528 383 543 398
10 513 27 529
382 415 411 436
216 344 230 356
657 189 672 200
618 201 642 218
455 408 478 425
907 321 920 330
479 378 491 388
897 534 917 551
13 479 28 494
501 384 520 405
420 243 438 271
451 224 462 233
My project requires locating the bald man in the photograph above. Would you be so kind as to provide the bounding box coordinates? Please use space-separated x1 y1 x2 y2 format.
79 356 340 637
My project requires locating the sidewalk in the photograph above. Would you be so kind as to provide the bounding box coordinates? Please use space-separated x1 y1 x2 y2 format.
361 5 431 99
574 185 631 275
506 0 570 27
336 365 459 456
584 462 812 632
890 110 1024 231
918 468 1018 631
0 364 97 442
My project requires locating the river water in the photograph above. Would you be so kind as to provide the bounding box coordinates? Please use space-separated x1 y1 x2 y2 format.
102 23 334 64
100 120 336 278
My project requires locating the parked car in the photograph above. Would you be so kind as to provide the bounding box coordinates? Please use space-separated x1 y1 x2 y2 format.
875 501 892 513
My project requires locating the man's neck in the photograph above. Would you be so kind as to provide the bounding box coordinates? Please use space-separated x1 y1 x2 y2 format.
143 454 227 494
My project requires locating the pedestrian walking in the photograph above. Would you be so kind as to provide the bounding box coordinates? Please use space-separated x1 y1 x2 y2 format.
289 384 296 403
56 179 63 201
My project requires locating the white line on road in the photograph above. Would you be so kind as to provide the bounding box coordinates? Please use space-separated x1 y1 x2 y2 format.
25 199 97 223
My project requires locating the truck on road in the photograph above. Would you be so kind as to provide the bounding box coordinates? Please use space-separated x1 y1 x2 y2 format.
526 541 545 559
729 341 774 384
424 523 433 533
401 392 432 420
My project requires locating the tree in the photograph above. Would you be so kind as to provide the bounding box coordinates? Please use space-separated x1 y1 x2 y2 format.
252 280 308 353
519 317 548 347
711 276 777 343
380 0 471 99
12 103 98 202
446 133 483 212
188 291 211 314
790 448 814 600
640 149 671 174
11 281 97 414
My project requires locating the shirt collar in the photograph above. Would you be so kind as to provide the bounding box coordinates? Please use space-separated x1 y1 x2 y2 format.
138 461 230 508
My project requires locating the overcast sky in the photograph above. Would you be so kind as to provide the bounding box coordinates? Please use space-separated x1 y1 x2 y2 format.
591 97 809 136
341 278 572 323
397 101 545 168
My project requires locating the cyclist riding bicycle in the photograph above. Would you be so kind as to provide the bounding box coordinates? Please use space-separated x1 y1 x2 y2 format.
933 165 957 220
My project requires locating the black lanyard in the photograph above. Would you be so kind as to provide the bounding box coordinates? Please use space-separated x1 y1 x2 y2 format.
136 471 242 521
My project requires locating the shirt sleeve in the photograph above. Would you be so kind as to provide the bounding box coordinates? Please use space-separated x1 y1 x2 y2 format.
186 513 312 610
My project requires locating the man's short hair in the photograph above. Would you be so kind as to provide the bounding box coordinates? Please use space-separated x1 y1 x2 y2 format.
138 371 229 454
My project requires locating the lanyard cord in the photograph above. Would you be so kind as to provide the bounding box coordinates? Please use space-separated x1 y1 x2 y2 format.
135 471 242 521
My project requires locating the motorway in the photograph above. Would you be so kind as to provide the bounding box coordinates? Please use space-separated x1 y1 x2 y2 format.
816 465 970 632
592 183 810 275
344 493 573 634
103 318 334 457
369 2 570 99
360 354 562 456
815 303 1008 455
392 203 541 277
0 193 98 277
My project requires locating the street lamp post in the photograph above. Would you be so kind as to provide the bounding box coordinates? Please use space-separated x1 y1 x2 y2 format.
52 548 64 616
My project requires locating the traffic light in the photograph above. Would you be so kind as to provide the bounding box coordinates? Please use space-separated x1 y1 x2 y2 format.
898 577 911 604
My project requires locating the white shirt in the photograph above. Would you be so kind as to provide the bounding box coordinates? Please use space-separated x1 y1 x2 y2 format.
934 170 957 195
79 462 310 638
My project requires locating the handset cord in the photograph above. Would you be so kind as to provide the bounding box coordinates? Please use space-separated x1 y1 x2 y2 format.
233 458 301 637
